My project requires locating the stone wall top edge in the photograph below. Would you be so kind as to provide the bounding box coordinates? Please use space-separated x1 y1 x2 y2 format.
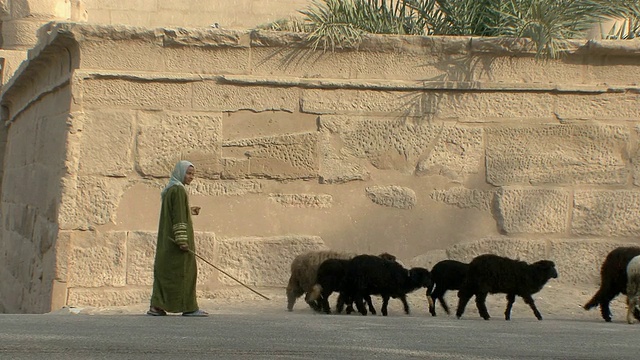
47 22 640 57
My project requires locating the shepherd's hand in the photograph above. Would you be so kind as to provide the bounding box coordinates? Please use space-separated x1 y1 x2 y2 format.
179 244 189 252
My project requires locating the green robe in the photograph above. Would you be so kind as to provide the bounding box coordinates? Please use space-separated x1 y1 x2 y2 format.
150 185 198 313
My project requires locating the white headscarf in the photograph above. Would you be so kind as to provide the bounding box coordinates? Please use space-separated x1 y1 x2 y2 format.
161 160 194 198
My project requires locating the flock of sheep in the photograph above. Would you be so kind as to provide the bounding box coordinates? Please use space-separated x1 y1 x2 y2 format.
285 246 640 323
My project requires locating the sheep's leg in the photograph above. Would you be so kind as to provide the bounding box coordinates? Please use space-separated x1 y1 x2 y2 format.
474 292 490 320
432 287 450 316
336 293 347 314
381 296 391 316
584 284 615 322
364 295 377 315
455 289 473 319
286 278 303 311
427 284 436 316
354 295 368 316
627 296 636 324
504 293 516 320
321 291 332 314
522 294 543 320
399 295 410 315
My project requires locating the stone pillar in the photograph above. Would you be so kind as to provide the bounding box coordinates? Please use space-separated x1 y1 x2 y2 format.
2 0 72 50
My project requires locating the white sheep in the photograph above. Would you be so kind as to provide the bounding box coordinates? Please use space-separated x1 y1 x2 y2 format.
626 255 640 324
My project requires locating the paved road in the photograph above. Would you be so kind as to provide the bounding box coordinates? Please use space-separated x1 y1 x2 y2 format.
0 311 638 359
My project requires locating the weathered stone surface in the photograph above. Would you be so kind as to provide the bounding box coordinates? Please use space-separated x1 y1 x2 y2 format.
431 187 494 211
548 239 639 285
77 110 135 176
317 130 370 184
67 231 126 287
321 115 439 172
556 93 640 120
73 176 132 228
433 92 556 121
416 125 483 180
268 193 332 208
496 187 569 234
67 287 150 307
222 111 318 142
633 125 640 187
126 231 156 286
365 186 416 209
446 237 548 264
193 82 298 112
190 180 263 196
223 132 320 180
215 235 325 286
473 55 586 85
408 249 448 270
486 124 629 185
81 78 192 109
80 41 165 72
302 89 423 115
137 111 222 177
572 190 640 237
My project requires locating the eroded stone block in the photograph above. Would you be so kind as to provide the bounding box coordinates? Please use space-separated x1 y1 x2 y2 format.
81 78 192 109
67 287 150 307
137 111 222 177
430 187 494 211
215 235 325 286
302 89 423 115
268 193 333 208
446 237 548 263
67 231 127 288
572 190 640 236
77 110 135 176
193 82 298 112
486 124 629 185
496 187 569 234
416 125 483 180
365 186 416 209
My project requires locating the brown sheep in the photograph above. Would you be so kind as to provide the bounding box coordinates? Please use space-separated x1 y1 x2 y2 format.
286 250 397 311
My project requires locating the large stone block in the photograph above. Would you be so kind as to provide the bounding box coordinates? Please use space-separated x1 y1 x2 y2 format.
215 235 325 286
80 41 164 72
416 124 483 180
190 179 263 196
365 186 416 209
496 187 569 234
137 111 222 177
433 92 556 121
77 110 135 176
486 124 629 185
72 176 132 228
302 89 423 116
67 287 150 307
588 56 640 87
431 187 494 211
126 231 156 286
81 78 192 109
472 55 586 84
547 239 639 285
268 193 333 208
67 231 127 288
223 132 320 180
164 47 250 75
446 237 548 264
318 132 370 184
572 190 640 236
320 115 440 172
193 82 298 112
556 93 640 120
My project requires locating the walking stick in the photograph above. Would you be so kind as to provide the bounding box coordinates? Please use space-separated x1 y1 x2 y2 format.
170 237 271 300
187 248 271 301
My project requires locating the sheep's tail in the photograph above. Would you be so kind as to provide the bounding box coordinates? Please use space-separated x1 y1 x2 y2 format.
309 284 323 302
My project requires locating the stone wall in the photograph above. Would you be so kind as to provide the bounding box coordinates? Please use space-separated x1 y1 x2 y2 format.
2 22 640 312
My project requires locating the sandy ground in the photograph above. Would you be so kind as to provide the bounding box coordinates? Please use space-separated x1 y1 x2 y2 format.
51 283 633 324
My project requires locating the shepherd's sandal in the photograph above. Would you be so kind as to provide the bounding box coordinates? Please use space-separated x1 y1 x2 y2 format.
182 309 209 317
146 308 167 316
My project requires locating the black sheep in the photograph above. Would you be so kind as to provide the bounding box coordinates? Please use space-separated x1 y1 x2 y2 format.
427 260 469 316
309 258 377 314
584 246 640 322
455 254 558 320
340 254 432 316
